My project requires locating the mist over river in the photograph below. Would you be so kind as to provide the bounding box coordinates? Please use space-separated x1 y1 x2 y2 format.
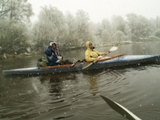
1 41 160 120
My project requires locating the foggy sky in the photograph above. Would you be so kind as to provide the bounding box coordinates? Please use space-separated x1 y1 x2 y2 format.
28 0 160 23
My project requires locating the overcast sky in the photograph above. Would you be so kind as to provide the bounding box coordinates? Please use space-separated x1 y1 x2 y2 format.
28 0 160 23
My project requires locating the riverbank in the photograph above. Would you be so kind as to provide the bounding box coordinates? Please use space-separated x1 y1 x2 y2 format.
60 40 133 50
1 40 153 60
0 41 133 60
0 52 37 59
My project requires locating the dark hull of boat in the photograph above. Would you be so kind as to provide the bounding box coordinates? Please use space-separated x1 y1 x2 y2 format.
3 54 160 76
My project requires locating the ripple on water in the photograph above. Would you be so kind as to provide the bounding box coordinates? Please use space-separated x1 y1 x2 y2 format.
1 65 160 120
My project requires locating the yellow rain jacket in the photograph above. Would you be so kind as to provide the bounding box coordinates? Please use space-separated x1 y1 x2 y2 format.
85 41 106 62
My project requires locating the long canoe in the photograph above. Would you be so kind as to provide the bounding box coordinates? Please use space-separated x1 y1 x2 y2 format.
2 54 160 76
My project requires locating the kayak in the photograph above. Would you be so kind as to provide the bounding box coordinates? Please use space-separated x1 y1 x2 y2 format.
2 54 160 76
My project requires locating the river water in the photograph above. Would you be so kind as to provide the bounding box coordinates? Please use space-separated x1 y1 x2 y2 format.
1 41 160 120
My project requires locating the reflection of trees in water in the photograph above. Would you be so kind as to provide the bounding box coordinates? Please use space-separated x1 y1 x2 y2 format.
38 71 102 100
88 76 99 96
1 57 34 69
61 48 85 61
114 41 160 55
129 41 160 55
49 78 63 96
84 70 104 96
39 73 76 97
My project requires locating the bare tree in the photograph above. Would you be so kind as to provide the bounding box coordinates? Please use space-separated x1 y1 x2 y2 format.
0 0 33 54
126 13 151 41
32 6 66 51
0 0 9 18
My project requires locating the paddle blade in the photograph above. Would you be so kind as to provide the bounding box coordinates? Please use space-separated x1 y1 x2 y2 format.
100 95 141 120
109 46 118 52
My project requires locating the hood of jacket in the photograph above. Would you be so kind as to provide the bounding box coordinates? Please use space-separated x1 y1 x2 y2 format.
86 41 95 50
49 40 56 46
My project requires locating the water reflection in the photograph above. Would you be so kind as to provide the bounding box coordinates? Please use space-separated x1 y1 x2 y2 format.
39 73 76 97
1 65 160 120
84 70 105 96
1 41 160 120
88 77 99 96
32 71 109 120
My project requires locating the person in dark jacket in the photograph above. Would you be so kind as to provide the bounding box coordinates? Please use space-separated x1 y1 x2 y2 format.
45 40 74 66
45 40 63 66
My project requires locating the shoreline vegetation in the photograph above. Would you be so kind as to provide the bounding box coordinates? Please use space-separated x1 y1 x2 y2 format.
1 1 160 60
0 41 130 59
1 39 160 60
0 51 37 60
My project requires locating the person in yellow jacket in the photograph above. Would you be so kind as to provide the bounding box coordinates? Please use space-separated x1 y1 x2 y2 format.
85 41 107 62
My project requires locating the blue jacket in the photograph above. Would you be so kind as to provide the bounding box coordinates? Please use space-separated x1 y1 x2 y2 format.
45 46 58 66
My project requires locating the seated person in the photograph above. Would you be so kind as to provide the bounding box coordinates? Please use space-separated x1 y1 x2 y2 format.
85 41 107 62
45 40 73 66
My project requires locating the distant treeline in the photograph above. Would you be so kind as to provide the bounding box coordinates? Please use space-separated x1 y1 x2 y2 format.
0 0 160 55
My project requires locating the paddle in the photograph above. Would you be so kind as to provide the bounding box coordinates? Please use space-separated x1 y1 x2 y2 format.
71 60 80 67
82 46 118 70
100 95 141 120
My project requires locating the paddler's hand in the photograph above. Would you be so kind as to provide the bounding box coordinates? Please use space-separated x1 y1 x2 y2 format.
57 56 62 60
103 53 107 56
96 56 103 61
101 52 107 56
